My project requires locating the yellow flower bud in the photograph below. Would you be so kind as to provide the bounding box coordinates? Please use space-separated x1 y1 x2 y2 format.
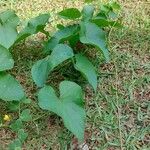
3 115 11 121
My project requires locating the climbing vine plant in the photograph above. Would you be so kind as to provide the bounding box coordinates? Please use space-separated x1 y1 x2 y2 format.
0 2 121 149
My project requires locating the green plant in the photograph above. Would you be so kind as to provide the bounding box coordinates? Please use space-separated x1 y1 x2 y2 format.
9 107 32 150
0 10 24 101
0 10 50 149
0 10 50 102
0 1 121 148
32 2 121 141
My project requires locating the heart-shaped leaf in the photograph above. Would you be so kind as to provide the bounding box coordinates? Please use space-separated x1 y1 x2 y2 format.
20 109 32 122
32 44 74 87
18 129 28 143
0 45 14 71
58 8 81 20
74 54 97 91
0 73 25 101
38 81 86 141
8 139 22 150
10 119 23 132
16 13 50 42
80 22 109 62
0 10 19 49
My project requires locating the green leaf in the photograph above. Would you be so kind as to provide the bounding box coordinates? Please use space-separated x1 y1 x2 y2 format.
0 25 18 49
108 11 118 19
57 24 65 30
91 18 122 28
91 18 110 27
8 139 22 150
10 119 23 132
16 13 50 42
85 0 95 2
0 73 25 101
100 4 110 14
0 10 19 49
96 12 107 19
7 101 20 112
58 8 81 20
54 25 79 42
31 56 50 87
69 34 79 48
20 109 32 122
80 22 109 62
82 5 94 21
0 45 14 71
21 98 31 104
0 10 20 28
99 3 120 20
32 44 74 87
18 129 28 142
74 54 97 91
44 25 79 53
110 2 121 10
38 81 86 141
49 44 74 67
44 37 59 53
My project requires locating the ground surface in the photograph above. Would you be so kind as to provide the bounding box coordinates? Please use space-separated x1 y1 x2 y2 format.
0 0 150 150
